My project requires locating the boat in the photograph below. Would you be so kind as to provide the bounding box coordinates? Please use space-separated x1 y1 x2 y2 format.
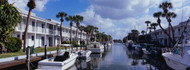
142 48 151 55
162 37 190 70
87 42 104 54
78 50 92 58
37 52 78 70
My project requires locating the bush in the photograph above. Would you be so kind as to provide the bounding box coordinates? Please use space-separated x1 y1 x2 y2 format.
72 41 79 47
62 41 70 44
5 37 22 52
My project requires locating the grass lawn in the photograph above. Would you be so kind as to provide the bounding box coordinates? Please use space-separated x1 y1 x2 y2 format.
0 46 68 58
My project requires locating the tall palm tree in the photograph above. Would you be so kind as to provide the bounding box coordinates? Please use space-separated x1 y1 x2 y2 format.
162 12 177 42
79 25 85 41
56 12 67 44
145 21 151 34
141 30 145 35
151 23 158 41
74 15 83 44
23 0 36 52
159 1 176 46
65 15 74 44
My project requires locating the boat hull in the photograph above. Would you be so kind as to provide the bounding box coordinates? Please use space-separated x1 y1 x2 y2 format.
37 54 78 70
163 53 189 70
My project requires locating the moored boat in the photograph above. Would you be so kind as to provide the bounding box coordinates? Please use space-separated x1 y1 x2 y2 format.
87 42 104 54
78 50 92 58
162 37 190 70
37 52 78 70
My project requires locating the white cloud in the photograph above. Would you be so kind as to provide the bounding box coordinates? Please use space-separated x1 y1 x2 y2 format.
8 0 49 12
79 0 190 39
89 0 162 19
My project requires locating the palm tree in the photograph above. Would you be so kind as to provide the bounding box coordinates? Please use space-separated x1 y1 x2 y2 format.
65 15 74 44
159 1 177 46
162 12 177 42
151 23 158 41
145 21 151 34
23 0 36 52
141 30 145 35
56 12 67 44
79 25 85 41
151 23 158 31
74 15 83 44
148 26 153 33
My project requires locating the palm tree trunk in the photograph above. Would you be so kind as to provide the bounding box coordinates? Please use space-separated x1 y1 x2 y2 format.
76 26 78 43
70 26 72 44
80 30 82 41
23 9 32 52
60 22 63 44
146 25 148 34
1 42 7 53
157 18 173 46
166 15 175 46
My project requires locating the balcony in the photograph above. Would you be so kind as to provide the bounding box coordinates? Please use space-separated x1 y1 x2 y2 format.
49 29 54 34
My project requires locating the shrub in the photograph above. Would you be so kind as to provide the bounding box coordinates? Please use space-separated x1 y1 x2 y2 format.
72 41 79 47
5 37 22 52
62 41 70 44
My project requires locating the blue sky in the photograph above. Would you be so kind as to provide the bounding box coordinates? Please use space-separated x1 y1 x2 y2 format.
9 0 190 39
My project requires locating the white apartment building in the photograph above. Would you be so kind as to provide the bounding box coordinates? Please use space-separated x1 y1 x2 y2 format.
13 10 87 48
150 20 190 46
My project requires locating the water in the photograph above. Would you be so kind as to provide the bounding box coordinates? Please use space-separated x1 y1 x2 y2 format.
69 43 172 70
4 43 172 70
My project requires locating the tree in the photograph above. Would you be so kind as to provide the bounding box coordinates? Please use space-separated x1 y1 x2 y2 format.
154 1 177 47
79 25 85 41
145 21 151 34
0 1 22 53
74 15 83 44
151 23 158 31
151 23 158 41
23 0 36 52
84 25 95 44
66 15 74 44
141 30 145 35
56 12 67 44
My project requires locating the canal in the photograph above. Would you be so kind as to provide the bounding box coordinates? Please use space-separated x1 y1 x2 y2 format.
4 43 172 70
69 43 172 70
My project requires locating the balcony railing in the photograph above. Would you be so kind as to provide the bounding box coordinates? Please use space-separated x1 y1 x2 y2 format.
49 29 53 34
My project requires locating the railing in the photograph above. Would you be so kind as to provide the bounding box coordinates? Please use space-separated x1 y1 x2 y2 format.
49 29 53 34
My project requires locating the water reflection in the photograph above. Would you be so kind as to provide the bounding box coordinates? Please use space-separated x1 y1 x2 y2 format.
70 43 172 70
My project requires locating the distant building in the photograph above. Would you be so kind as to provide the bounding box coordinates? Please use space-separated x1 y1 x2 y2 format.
13 9 87 48
150 20 190 46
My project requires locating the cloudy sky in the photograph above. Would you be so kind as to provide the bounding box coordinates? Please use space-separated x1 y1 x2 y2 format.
8 0 190 39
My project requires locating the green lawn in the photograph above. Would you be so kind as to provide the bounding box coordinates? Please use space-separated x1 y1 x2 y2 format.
0 46 67 58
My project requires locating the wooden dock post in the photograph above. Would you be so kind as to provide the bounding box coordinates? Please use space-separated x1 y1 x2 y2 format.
45 45 47 59
26 47 30 70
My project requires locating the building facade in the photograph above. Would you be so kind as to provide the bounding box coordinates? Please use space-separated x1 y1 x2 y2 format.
13 10 87 48
150 20 190 46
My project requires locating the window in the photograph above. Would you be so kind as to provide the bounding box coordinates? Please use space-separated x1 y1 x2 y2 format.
42 24 45 28
22 35 24 40
17 35 20 38
32 36 34 40
32 21 35 26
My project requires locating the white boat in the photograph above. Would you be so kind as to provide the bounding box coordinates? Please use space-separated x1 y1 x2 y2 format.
87 42 104 54
37 52 78 70
162 37 190 70
78 50 92 58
